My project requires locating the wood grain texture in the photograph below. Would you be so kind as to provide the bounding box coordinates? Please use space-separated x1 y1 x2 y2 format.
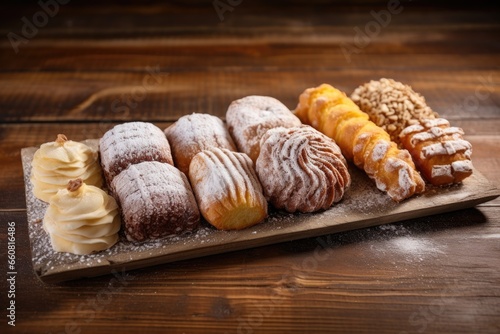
0 0 499 333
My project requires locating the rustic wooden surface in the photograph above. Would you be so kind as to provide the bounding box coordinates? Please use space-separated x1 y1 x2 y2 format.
1 1 499 333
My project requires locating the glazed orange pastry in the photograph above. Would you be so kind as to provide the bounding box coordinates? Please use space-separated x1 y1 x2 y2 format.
294 84 425 202
399 118 473 186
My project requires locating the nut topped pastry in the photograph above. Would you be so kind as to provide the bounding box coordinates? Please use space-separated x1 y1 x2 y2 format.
31 134 103 202
43 178 121 255
112 161 200 242
165 113 237 175
99 122 173 185
256 125 351 213
351 78 438 142
226 95 301 162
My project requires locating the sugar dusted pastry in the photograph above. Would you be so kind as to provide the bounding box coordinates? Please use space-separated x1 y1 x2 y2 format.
256 125 350 213
165 113 237 175
43 179 120 255
295 84 425 202
31 134 103 203
112 161 200 241
226 95 301 162
400 118 473 185
351 78 438 142
99 122 173 184
189 148 267 230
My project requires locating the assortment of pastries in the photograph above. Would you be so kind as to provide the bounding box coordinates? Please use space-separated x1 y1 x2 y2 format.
30 78 474 255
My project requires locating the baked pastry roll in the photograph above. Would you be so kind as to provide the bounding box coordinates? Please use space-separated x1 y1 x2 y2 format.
295 84 425 202
189 148 267 230
100 122 173 185
256 125 350 213
165 113 237 175
112 161 200 241
351 78 473 186
226 95 301 162
399 118 473 185
351 78 438 142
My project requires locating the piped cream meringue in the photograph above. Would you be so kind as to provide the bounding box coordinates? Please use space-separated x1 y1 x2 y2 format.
43 179 121 255
31 134 103 202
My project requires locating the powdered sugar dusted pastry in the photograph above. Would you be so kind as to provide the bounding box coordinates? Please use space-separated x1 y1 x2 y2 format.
226 96 301 162
165 113 237 175
399 118 473 185
99 122 173 185
351 78 438 142
189 148 267 230
112 161 200 242
31 134 103 203
43 179 120 255
256 125 350 213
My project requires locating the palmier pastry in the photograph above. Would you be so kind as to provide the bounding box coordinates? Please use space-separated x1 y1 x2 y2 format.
100 122 173 185
256 125 350 213
111 161 200 242
295 84 425 202
189 148 267 230
399 118 473 185
351 78 438 142
226 95 301 162
165 113 237 175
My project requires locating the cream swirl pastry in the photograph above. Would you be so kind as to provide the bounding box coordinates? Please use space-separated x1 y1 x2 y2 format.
43 179 121 255
256 125 351 213
31 134 103 202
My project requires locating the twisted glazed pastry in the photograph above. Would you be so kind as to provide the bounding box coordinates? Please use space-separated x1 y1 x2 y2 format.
256 125 350 213
400 118 473 185
294 84 425 202
189 148 268 230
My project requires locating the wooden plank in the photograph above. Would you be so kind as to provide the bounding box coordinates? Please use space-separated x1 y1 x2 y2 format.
1 70 498 122
21 142 500 283
2 206 500 333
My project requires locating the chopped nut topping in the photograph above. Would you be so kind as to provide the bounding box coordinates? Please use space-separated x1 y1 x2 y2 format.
351 78 438 142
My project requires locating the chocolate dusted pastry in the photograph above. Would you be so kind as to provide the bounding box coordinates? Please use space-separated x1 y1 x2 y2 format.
256 125 351 213
111 161 200 242
226 95 302 162
99 122 173 185
165 113 237 176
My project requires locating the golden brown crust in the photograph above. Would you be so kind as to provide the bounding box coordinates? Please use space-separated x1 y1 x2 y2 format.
189 148 267 230
295 84 425 202
399 118 473 185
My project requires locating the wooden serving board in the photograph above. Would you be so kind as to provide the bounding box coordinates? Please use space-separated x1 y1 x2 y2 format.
22 141 500 283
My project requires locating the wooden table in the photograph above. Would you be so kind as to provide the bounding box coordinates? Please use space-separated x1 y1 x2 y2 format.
1 1 499 333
